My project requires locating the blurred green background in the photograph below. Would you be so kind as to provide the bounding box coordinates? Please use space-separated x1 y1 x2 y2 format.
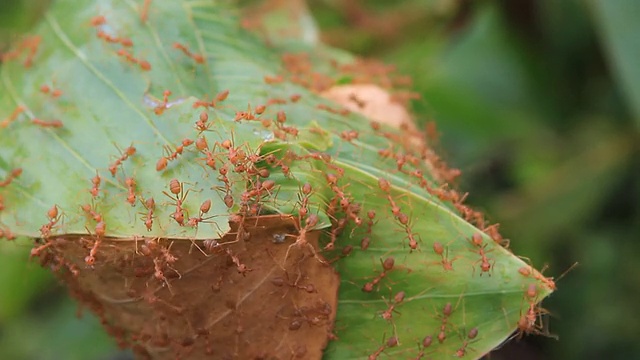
1 0 638 359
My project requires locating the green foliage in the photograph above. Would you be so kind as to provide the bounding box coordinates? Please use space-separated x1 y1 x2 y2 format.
0 0 556 359
2 0 637 359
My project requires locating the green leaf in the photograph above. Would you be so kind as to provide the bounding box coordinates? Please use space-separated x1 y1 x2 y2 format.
0 1 554 359
588 0 640 125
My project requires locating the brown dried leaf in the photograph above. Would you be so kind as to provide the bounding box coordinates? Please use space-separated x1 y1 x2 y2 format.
40 215 339 360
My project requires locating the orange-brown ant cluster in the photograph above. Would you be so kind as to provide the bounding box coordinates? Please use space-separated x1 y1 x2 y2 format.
280 53 334 92
1 35 41 68
173 42 205 64
90 16 149 70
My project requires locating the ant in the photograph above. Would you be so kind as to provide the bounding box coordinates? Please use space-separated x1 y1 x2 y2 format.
468 233 494 276
431 241 458 271
411 335 433 360
139 197 155 231
368 336 398 360
140 0 151 22
81 202 102 223
187 199 219 228
224 247 252 276
173 42 204 64
89 171 101 197
454 327 479 357
85 221 106 266
279 214 327 270
0 168 23 187
38 205 63 239
31 118 63 128
362 257 395 293
108 144 136 176
125 177 137 206
380 291 405 322
163 178 191 226
0 106 25 128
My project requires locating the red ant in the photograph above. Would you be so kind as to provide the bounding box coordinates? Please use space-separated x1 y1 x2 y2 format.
0 106 25 128
195 111 211 132
116 49 150 70
39 204 63 239
140 197 155 231
435 302 456 343
264 75 284 84
324 217 347 251
216 89 229 102
362 257 395 292
85 221 106 266
39 85 63 98
0 168 22 187
454 327 479 357
163 178 190 226
380 291 405 322
339 130 359 142
431 241 458 271
90 15 106 27
153 90 172 115
368 336 398 360
140 0 151 22
279 214 326 269
108 144 136 176
224 248 252 276
125 177 137 206
187 199 218 228
411 335 433 360
89 171 101 197
173 42 204 64
32 118 63 128
81 202 103 223
468 233 494 276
